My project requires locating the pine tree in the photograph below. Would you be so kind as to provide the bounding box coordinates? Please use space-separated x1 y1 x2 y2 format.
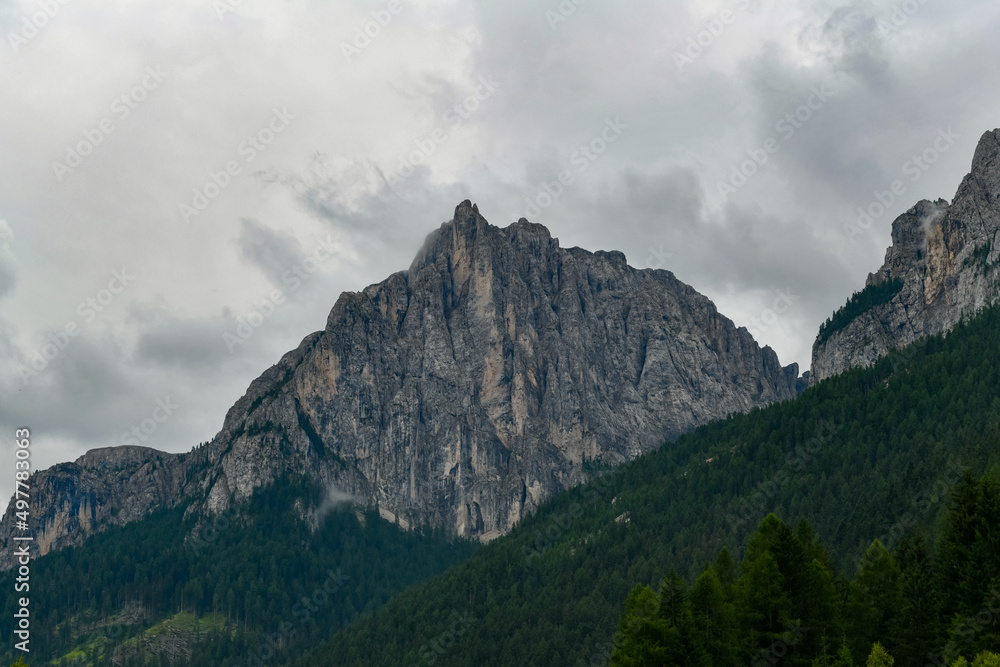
847 540 900 660
690 565 737 666
865 641 894 666
832 640 855 667
714 546 736 594
657 570 710 666
971 651 1000 667
610 583 660 667
936 471 981 621
894 533 938 665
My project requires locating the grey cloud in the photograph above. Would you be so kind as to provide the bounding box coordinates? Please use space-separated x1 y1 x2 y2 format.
0 220 16 298
130 305 230 371
0 256 14 298
5 0 1000 515
237 218 305 288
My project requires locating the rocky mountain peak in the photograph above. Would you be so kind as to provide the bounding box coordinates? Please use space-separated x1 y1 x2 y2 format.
3 202 800 567
812 128 1000 382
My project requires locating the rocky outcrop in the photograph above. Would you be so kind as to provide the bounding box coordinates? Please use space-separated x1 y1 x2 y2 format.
0 447 193 565
812 129 1000 382
2 201 800 568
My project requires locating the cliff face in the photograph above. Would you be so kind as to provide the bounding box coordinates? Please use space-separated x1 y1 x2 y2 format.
812 129 1000 382
2 201 799 567
0 447 193 565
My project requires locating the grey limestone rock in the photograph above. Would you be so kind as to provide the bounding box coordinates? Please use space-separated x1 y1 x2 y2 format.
1 201 800 568
811 129 1000 382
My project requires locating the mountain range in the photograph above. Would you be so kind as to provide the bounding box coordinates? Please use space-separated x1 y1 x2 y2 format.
3 127 1000 666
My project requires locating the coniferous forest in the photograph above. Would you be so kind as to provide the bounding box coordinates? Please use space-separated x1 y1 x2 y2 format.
295 305 1000 666
609 473 1000 666
5 305 1000 665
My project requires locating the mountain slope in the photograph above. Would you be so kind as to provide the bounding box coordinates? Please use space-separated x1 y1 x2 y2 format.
292 302 1000 667
0 476 480 666
1 201 799 566
812 128 1000 382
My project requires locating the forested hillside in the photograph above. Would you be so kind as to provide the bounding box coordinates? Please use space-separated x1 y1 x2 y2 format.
610 472 999 666
6 305 1000 666
294 305 1000 666
0 479 478 666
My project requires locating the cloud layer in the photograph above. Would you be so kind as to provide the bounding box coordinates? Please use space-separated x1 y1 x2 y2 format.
2 0 1000 512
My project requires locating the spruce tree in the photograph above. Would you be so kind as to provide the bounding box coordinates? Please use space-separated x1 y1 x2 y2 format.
657 570 710 666
865 642 894 666
894 533 938 665
690 565 737 666
847 540 900 660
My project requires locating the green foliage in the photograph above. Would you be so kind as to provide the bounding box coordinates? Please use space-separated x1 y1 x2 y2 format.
8 301 1000 666
0 476 477 666
817 278 904 344
865 641 894 667
296 304 1000 666
970 650 1000 666
833 641 856 667
847 540 899 660
605 476 1000 667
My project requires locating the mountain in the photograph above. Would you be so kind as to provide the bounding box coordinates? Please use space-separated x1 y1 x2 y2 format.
811 128 1000 382
1 200 800 567
294 301 1000 667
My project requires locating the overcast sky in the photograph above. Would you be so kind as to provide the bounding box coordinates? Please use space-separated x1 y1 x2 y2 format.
2 0 999 512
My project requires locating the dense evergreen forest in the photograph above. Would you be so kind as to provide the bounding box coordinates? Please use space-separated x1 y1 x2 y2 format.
610 472 999 666
0 479 478 665
4 303 1000 665
295 305 1000 666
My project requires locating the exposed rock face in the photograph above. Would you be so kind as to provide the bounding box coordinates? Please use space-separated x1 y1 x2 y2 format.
1 202 799 567
0 447 191 565
812 129 1000 382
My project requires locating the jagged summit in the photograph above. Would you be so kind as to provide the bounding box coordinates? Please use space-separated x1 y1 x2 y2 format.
812 128 1000 382
2 202 800 567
